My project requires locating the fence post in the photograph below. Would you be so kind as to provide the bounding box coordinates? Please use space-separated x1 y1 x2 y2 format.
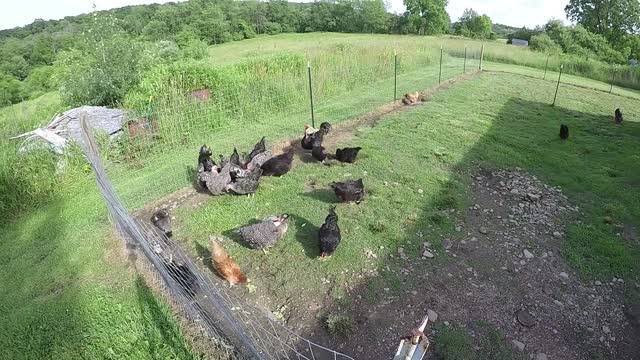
543 55 549 80
307 62 315 128
394 49 398 102
552 64 564 106
609 69 615 94
479 44 485 71
439 46 443 84
463 46 467 74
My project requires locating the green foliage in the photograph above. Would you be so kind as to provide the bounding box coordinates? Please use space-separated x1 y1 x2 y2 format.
403 0 450 35
565 0 640 48
434 324 474 360
529 34 563 54
24 66 57 96
454 8 493 39
0 72 24 106
325 314 353 338
54 14 148 106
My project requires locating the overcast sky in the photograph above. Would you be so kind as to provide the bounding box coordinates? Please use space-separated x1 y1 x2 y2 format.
1 0 569 31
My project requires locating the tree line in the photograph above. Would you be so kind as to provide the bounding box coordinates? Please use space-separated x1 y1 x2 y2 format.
1 0 638 107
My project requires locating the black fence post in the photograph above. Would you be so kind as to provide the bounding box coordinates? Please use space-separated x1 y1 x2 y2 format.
479 44 485 71
463 46 467 74
307 62 315 128
552 64 564 106
439 46 443 84
394 50 398 102
543 54 550 80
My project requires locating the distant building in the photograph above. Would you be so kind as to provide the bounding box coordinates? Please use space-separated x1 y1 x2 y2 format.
511 38 529 47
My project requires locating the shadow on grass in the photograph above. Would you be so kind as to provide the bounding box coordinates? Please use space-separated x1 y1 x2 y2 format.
289 213 320 259
302 189 338 204
194 241 216 273
299 96 640 359
134 275 194 357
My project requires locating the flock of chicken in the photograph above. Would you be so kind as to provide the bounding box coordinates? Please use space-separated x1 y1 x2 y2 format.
559 108 624 140
150 122 366 286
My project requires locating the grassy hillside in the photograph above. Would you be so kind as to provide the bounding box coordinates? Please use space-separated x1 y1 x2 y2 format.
1 33 639 359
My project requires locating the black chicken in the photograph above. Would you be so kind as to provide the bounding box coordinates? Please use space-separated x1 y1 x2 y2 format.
615 108 623 124
559 124 569 140
246 137 266 164
226 167 262 195
312 145 327 162
162 255 199 299
330 179 366 203
335 147 362 163
230 147 242 167
151 209 172 237
261 151 294 176
319 206 341 258
198 145 215 172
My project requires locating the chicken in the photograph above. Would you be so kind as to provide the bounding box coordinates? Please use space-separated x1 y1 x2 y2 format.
236 214 289 252
162 254 199 298
246 137 266 164
230 147 242 167
615 108 623 124
226 166 262 195
301 122 332 150
261 151 294 176
198 145 215 172
312 145 328 162
210 236 248 285
319 206 341 258
335 147 362 163
559 124 569 140
330 179 366 203
402 92 421 105
198 164 232 195
150 209 172 237
245 151 273 170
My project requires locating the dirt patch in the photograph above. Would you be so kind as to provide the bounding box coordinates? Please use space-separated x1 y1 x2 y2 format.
303 168 639 360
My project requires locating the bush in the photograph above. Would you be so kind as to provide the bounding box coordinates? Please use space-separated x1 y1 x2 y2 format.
264 22 283 35
530 34 562 54
0 72 25 106
24 66 57 96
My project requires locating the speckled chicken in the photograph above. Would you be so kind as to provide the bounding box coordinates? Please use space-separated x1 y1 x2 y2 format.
335 147 362 163
151 209 172 237
198 164 232 195
245 150 272 170
226 166 262 195
246 137 266 164
330 178 366 203
319 206 341 258
301 122 332 150
261 150 294 176
236 214 289 253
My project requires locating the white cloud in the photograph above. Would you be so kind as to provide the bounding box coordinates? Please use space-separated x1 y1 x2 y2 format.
2 0 569 31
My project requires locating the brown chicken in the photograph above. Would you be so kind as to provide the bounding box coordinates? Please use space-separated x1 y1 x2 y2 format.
210 236 248 285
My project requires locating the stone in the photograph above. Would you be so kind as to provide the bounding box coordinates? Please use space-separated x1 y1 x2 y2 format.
510 188 519 195
422 250 434 258
511 340 525 352
559 272 569 280
442 239 452 250
516 310 536 327
427 309 438 322
603 326 610 334
536 353 548 360
595 281 602 286
479 227 489 235
554 300 564 306
553 231 562 238
523 249 534 259
527 193 541 201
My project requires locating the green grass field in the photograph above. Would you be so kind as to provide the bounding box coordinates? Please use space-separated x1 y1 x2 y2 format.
1 33 639 359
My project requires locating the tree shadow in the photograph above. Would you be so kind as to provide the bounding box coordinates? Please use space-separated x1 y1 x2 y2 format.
298 94 640 359
288 213 320 259
194 241 215 273
134 275 194 357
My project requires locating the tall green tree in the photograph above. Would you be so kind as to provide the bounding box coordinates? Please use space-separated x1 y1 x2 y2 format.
565 0 640 46
403 0 449 35
454 8 492 38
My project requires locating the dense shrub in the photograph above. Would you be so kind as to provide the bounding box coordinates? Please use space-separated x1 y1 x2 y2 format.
0 72 24 106
529 34 562 54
